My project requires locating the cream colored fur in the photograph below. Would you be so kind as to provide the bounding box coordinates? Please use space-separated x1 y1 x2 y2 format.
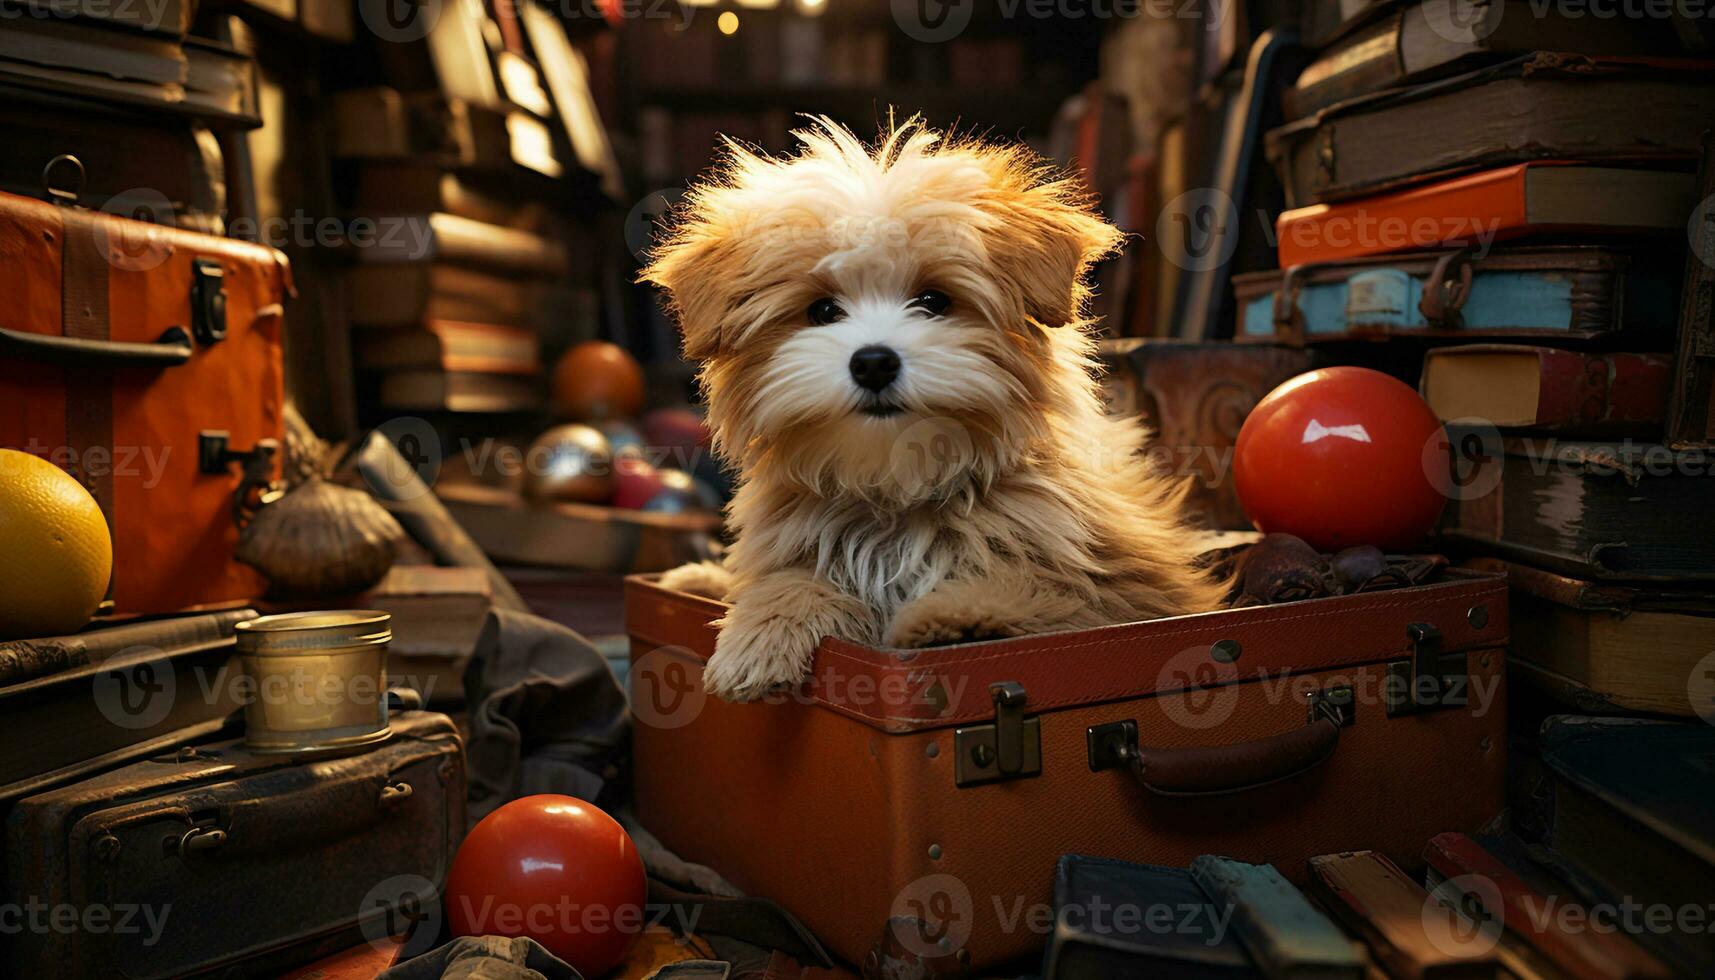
641 117 1227 701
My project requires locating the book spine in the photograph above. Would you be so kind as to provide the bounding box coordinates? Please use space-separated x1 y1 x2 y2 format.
1535 350 1671 431
1425 834 1671 980
1308 851 1500 980
1192 856 1368 979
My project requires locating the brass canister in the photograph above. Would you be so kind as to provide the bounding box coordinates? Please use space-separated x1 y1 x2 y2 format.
233 610 393 754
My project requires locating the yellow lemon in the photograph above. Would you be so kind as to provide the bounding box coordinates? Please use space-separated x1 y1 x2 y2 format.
0 448 113 638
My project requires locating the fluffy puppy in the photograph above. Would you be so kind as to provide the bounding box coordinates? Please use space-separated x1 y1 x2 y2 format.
641 117 1228 701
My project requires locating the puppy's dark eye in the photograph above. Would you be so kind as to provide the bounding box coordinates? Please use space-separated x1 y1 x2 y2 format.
807 298 845 325
909 289 951 317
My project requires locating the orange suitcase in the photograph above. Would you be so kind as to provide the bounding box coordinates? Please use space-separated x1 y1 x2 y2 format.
625 570 1508 974
0 181 290 616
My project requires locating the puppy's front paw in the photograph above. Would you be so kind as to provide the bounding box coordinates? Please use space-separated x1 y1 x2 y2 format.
658 560 733 600
885 604 1026 649
702 612 820 701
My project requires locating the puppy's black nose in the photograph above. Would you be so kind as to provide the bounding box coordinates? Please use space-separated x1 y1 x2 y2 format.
849 345 900 392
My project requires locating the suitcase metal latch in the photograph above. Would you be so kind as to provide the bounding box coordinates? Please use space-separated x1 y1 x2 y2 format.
191 258 227 344
952 681 1040 788
1385 623 1468 717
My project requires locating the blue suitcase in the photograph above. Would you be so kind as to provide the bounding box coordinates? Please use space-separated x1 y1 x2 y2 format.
1232 246 1680 344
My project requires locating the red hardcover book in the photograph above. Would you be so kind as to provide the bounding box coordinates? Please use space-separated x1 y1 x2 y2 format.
1420 346 1671 435
1274 163 1696 266
1424 833 1673 980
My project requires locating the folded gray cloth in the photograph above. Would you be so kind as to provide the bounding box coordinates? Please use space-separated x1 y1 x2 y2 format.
464 609 631 825
377 936 579 980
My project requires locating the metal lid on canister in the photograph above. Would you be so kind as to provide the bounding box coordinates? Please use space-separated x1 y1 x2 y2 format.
233 610 392 653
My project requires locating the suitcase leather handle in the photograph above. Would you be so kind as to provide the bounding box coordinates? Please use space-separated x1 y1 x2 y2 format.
0 324 192 367
1104 715 1341 797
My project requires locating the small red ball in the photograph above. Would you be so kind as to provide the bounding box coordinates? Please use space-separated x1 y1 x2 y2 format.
443 795 646 977
1233 367 1450 552
611 455 668 509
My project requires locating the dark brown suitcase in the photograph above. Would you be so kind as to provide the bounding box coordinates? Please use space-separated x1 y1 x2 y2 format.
626 570 1509 974
3 711 465 979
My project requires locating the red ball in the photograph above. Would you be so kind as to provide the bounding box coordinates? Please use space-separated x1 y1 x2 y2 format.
1233 367 1450 552
641 408 710 465
552 342 646 421
444 795 646 976
611 455 668 509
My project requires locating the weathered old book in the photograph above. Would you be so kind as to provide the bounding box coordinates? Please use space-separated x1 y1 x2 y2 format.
1438 439 1715 582
330 87 558 177
1286 0 1682 120
355 319 539 376
1307 851 1499 980
1190 856 1367 979
0 634 245 802
360 565 492 706
1275 164 1696 266
376 369 539 413
1044 856 1261 979
518 0 623 199
1423 832 1674 980
0 11 185 84
1098 340 1315 529
1235 247 1679 345
1266 55 1715 207
1536 717 1715 977
1421 347 1671 436
182 32 260 123
347 164 550 231
344 262 539 328
1667 131 1715 450
1299 0 1390 48
343 211 570 277
1487 559 1715 718
0 609 256 686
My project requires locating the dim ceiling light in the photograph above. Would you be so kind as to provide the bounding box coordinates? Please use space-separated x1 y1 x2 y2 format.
679 0 715 7
717 10 739 32
735 0 779 8
796 0 826 11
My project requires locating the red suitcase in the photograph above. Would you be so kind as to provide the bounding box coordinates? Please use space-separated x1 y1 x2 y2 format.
625 569 1508 973
0 181 290 617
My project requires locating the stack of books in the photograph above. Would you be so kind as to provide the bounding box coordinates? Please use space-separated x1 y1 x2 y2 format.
331 0 616 419
0 0 264 234
1229 0 1715 721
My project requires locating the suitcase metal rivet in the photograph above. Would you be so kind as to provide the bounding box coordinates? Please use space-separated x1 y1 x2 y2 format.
927 844 942 860
924 742 939 759
1211 639 1242 663
94 834 121 863
1466 605 1489 629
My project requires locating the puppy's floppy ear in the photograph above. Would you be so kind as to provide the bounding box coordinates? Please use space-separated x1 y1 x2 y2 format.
637 217 739 361
976 155 1125 329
